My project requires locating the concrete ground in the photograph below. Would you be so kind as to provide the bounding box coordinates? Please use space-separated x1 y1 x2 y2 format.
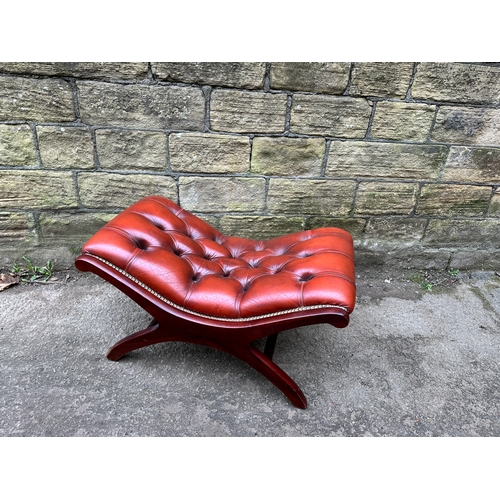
1 265 499 437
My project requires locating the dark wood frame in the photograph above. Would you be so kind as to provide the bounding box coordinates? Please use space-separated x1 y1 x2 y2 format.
75 254 350 409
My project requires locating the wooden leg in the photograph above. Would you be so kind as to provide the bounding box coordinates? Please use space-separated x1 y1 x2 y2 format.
264 333 278 359
227 343 307 409
106 319 307 409
106 321 186 361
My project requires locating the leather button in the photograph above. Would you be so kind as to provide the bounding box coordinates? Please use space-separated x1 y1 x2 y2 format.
299 274 314 282
133 239 148 250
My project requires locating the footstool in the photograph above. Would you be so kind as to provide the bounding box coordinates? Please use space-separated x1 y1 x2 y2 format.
75 196 356 408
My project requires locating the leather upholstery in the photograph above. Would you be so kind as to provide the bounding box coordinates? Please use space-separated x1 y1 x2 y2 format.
81 196 356 320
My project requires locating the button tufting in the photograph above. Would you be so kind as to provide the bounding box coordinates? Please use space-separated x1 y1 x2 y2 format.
133 239 148 250
299 274 314 282
81 195 355 320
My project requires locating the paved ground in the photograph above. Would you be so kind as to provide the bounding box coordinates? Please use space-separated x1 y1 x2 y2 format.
1 265 499 436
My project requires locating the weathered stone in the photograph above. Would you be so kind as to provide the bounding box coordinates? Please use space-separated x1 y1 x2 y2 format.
96 129 167 171
37 126 94 169
306 217 367 240
370 102 436 142
442 147 500 183
78 172 177 208
0 125 37 166
267 179 356 216
417 184 492 216
0 62 148 80
487 189 500 217
179 176 266 213
349 63 414 99
412 63 500 105
431 106 500 146
152 63 266 89
354 182 418 216
0 76 75 122
0 171 78 209
423 218 500 248
326 141 446 180
0 212 37 246
39 212 116 251
77 81 205 130
251 137 325 176
363 217 427 248
356 247 452 270
210 90 287 134
169 133 250 173
449 249 500 270
290 95 372 138
219 216 305 239
269 62 350 94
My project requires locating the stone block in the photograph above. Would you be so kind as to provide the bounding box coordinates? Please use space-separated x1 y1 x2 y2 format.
442 147 500 183
326 141 446 180
0 212 37 246
251 137 325 176
219 216 305 239
363 217 427 248
417 184 491 216
77 81 205 130
0 76 75 122
37 126 94 169
349 62 414 99
306 216 367 240
269 62 350 94
210 89 287 133
431 106 500 146
179 176 266 213
290 95 372 138
0 62 148 80
39 212 116 251
412 63 500 105
169 133 250 173
0 170 78 209
487 189 499 217
358 247 452 270
354 182 418 216
423 218 500 248
370 102 436 142
267 179 356 216
96 129 167 171
152 62 266 89
78 172 177 209
449 249 500 270
0 124 37 166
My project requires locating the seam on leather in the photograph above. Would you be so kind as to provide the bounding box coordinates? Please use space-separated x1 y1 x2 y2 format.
86 254 350 322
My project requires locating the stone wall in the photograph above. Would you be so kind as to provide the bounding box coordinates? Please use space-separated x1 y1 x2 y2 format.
0 62 499 270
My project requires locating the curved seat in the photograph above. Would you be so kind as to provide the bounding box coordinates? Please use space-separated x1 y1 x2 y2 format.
75 196 356 408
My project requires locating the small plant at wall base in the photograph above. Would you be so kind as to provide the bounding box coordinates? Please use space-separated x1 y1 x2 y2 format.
410 268 461 292
11 257 55 283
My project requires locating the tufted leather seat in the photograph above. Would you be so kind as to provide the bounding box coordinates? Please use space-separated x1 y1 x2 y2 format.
81 196 356 320
76 195 356 408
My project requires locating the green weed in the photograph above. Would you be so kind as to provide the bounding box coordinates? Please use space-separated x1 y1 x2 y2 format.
11 256 55 283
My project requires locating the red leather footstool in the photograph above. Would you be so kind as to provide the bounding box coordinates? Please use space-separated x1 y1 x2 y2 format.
75 196 356 408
